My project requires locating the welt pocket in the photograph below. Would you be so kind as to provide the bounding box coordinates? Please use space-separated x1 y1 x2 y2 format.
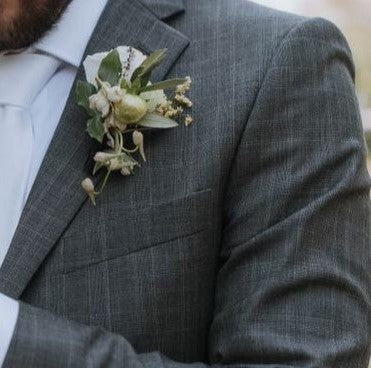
60 189 212 273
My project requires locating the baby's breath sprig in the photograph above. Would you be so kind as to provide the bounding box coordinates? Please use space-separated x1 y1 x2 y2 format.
76 48 193 205
156 76 193 126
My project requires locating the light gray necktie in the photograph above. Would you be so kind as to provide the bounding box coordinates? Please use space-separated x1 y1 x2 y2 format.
0 51 60 262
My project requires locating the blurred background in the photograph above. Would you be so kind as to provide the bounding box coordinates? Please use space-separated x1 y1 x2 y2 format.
252 0 371 172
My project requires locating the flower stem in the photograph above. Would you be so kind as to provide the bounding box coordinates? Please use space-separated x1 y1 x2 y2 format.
95 169 112 195
122 146 139 154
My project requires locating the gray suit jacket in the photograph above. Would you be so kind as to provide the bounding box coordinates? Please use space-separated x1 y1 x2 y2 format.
1 0 370 367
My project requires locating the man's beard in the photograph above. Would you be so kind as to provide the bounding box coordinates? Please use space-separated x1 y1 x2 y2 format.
0 0 72 51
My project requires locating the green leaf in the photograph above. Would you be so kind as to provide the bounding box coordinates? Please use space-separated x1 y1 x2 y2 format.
121 152 138 166
130 78 142 95
98 49 122 86
76 81 96 115
87 115 105 143
130 49 167 87
120 79 131 91
140 78 187 93
137 113 178 129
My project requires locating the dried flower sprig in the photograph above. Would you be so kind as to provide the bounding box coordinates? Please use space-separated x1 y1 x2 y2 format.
76 47 193 205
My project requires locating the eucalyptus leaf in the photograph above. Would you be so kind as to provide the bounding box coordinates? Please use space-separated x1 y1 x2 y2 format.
130 49 167 87
120 78 131 91
87 115 105 143
140 78 187 93
98 49 122 86
76 81 96 116
130 78 142 95
137 113 178 129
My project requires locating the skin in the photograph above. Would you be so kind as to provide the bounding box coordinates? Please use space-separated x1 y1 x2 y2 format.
0 0 72 51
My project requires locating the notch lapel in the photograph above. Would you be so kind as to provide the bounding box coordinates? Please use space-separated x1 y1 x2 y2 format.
0 0 189 298
138 0 185 19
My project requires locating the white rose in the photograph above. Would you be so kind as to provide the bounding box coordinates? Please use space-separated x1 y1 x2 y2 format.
106 85 125 103
89 90 110 117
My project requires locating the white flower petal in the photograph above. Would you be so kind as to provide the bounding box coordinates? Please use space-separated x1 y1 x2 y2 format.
89 90 111 117
116 46 147 81
83 51 108 85
83 46 147 87
106 86 125 103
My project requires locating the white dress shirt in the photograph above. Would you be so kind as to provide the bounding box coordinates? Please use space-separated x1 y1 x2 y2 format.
0 0 108 365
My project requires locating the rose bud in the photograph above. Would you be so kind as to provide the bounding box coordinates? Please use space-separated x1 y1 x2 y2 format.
81 178 95 193
81 178 96 206
121 167 132 176
93 151 115 164
114 94 148 125
132 130 143 146
132 130 146 161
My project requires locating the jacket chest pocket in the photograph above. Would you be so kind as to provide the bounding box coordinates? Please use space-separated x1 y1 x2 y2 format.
60 189 212 273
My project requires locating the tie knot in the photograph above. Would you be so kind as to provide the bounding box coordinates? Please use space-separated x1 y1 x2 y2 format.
0 52 61 108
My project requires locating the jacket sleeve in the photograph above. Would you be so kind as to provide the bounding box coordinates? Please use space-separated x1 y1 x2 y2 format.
3 17 371 368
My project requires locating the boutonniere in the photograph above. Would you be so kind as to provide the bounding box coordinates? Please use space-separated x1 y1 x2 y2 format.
76 46 193 205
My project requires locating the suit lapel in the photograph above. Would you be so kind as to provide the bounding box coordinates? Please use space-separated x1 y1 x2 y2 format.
0 0 189 298
138 0 185 19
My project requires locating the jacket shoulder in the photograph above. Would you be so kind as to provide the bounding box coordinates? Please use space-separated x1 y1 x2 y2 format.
185 0 307 45
182 0 308 73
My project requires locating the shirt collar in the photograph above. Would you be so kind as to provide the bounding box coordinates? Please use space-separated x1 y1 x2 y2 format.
34 0 108 67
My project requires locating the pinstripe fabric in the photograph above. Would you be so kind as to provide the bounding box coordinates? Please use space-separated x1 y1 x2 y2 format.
2 0 371 367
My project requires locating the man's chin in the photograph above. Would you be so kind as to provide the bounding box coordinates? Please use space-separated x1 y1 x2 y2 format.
0 0 71 51
0 30 44 52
